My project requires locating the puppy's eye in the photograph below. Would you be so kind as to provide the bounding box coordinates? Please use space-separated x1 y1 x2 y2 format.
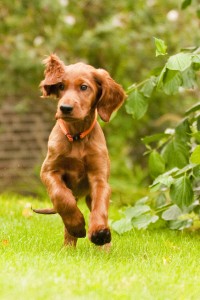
80 84 88 91
58 83 65 91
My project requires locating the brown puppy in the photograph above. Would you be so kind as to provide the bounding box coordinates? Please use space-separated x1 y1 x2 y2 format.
33 54 126 246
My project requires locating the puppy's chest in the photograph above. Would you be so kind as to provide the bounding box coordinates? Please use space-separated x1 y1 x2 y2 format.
60 152 89 194
61 156 86 176
59 142 87 174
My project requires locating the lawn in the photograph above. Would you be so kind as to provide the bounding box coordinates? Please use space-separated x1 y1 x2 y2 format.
1 194 200 300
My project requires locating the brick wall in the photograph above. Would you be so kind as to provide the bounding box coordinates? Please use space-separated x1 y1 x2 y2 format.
0 101 54 194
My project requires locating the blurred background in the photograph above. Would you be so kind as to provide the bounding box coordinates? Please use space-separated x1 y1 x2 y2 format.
0 0 199 204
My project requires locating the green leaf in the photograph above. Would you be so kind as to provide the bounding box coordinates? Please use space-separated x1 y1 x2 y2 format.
150 169 177 191
135 196 149 205
193 165 200 178
175 118 191 143
192 132 200 144
141 76 157 97
132 214 159 229
111 218 133 234
155 193 167 208
181 0 192 10
124 205 150 219
163 70 182 95
166 53 192 72
142 133 171 146
168 219 192 230
154 37 167 57
170 175 194 209
125 89 148 119
162 205 182 220
182 68 196 88
150 175 174 192
148 150 165 178
150 66 164 76
190 145 200 164
162 138 189 169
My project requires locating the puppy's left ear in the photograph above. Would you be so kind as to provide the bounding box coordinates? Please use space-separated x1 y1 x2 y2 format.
94 69 127 122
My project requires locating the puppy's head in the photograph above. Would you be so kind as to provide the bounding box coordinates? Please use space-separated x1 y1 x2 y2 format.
40 54 126 122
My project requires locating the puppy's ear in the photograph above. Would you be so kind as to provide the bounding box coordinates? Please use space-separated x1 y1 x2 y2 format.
94 69 126 122
39 54 65 98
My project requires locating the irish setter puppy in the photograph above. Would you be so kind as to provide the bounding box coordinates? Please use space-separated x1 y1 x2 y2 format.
33 54 126 246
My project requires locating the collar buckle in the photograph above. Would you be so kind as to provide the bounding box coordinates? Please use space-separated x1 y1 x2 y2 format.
73 133 81 141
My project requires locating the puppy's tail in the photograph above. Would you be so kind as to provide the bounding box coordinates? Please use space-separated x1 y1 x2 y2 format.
32 207 57 214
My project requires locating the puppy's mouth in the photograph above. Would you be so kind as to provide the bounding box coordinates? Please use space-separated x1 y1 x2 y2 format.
55 113 82 122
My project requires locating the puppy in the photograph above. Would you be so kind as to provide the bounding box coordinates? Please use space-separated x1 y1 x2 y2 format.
33 54 126 246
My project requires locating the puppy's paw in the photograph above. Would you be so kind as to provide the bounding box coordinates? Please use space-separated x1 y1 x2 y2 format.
90 228 111 245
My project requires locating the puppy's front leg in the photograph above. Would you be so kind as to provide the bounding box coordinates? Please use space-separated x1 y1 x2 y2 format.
41 170 86 240
64 228 77 247
87 174 111 246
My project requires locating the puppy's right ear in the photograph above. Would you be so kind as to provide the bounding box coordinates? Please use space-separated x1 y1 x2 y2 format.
39 54 65 98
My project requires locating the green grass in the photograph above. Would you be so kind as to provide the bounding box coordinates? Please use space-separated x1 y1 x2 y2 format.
1 194 200 300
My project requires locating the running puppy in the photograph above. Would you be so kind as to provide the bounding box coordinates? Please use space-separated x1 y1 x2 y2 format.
33 54 126 246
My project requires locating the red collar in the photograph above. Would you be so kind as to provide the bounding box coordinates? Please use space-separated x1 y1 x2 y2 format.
57 110 97 142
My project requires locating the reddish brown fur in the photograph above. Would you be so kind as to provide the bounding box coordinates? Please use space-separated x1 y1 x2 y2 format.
35 54 126 246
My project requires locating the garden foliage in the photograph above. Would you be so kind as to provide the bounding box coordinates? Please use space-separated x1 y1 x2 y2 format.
112 35 200 233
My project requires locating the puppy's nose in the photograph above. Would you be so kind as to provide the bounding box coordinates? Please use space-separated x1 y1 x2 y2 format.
60 105 73 114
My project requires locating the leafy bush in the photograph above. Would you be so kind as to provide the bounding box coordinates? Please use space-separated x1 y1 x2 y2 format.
112 37 200 233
